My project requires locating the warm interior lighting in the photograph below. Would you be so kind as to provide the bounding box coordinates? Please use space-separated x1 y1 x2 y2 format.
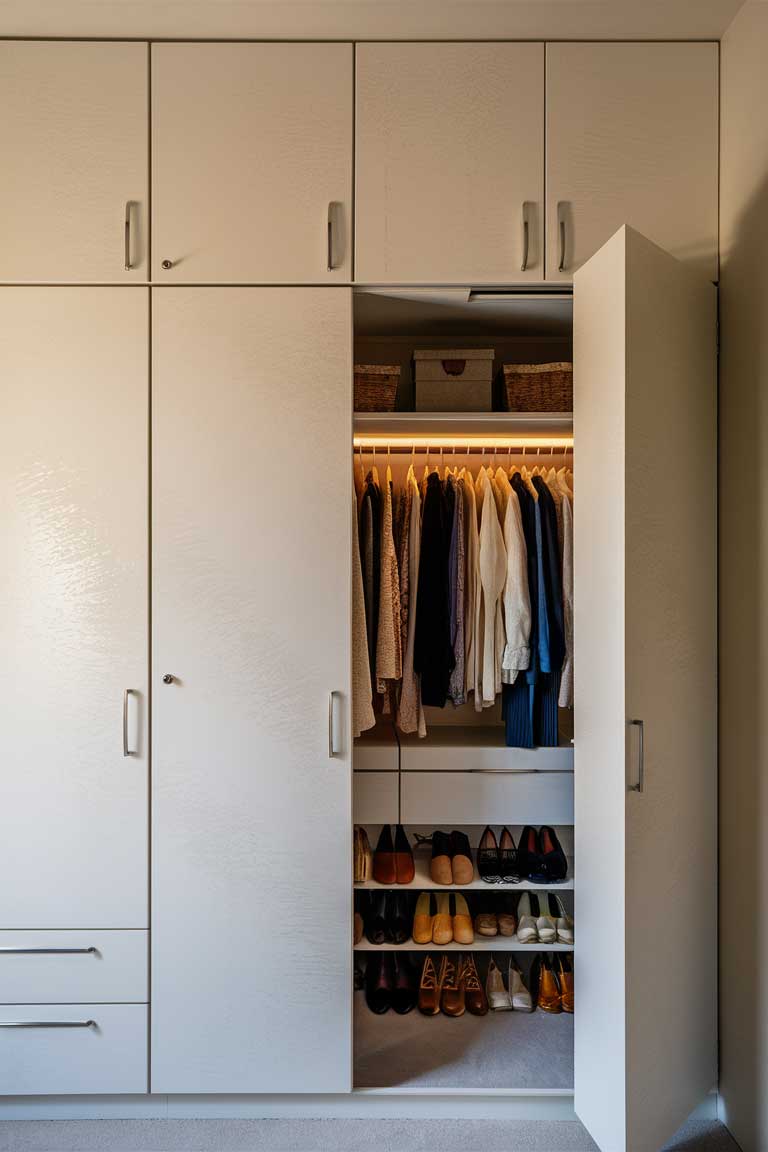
353 435 574 449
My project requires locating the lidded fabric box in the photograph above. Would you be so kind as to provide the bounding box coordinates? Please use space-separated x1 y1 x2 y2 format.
414 348 494 412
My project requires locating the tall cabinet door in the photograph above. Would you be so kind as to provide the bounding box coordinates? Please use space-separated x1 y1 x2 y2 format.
546 43 718 283
355 43 544 283
0 43 148 283
152 44 353 284
0 289 149 927
152 288 352 1092
574 227 716 1152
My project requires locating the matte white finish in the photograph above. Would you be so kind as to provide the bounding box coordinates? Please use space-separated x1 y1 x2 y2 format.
399 729 573 772
353 773 399 825
0 1005 147 1095
353 739 399 773
152 43 352 283
0 289 149 929
401 772 574 826
0 932 147 1004
152 288 353 1093
356 43 544 283
546 43 719 283
0 42 148 283
573 227 716 1152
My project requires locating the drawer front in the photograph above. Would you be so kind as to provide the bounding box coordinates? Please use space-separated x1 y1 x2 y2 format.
0 931 147 1004
353 772 399 824
400 741 573 773
0 1004 147 1094
401 771 574 826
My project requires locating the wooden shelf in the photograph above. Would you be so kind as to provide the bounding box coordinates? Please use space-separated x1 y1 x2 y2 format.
354 937 573 952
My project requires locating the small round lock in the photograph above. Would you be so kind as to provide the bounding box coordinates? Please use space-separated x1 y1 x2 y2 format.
162 674 174 684
161 259 173 270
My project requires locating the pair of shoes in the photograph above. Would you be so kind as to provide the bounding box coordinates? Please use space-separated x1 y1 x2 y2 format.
418 953 488 1017
373 826 415 885
477 827 520 883
414 892 473 945
516 893 573 945
473 893 517 938
354 826 373 883
365 953 417 1015
362 891 411 945
532 953 574 1013
429 830 473 885
519 826 568 883
486 957 533 1012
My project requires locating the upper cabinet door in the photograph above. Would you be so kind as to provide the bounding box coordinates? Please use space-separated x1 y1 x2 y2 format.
152 288 352 1092
0 42 148 283
0 289 149 927
546 43 718 283
355 43 544 283
574 227 716 1152
152 44 353 283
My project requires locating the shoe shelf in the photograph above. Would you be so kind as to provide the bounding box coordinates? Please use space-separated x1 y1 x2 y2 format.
354 856 575 892
354 938 574 952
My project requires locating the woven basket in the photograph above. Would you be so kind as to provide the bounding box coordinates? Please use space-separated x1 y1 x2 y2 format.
354 364 400 413
503 362 573 412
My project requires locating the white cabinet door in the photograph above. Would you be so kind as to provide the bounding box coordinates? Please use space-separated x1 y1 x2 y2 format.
0 289 149 928
547 43 718 283
152 44 353 283
574 227 716 1152
152 288 352 1093
0 43 148 283
356 43 544 283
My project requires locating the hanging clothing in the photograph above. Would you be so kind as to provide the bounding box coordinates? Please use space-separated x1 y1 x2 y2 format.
476 468 507 710
501 483 531 685
502 473 540 748
559 492 574 708
359 475 381 689
397 471 426 736
448 475 466 706
375 471 402 698
414 472 455 708
462 471 479 697
352 492 375 737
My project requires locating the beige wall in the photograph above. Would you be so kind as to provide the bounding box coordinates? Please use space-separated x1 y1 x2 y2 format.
720 2 768 1147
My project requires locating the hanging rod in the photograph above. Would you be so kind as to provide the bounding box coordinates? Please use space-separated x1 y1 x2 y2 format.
353 435 573 450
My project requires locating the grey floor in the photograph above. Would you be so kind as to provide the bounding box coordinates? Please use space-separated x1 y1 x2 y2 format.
0 1116 741 1152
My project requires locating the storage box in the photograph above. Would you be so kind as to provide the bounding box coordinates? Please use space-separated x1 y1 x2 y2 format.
503 362 573 412
414 348 494 412
354 364 401 412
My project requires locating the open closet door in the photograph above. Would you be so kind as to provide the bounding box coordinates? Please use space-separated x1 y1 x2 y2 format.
573 227 716 1152
152 288 352 1092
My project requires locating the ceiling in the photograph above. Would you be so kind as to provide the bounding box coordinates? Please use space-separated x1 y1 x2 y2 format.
0 0 747 40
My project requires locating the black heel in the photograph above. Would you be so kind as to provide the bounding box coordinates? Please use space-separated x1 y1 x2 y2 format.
477 826 501 883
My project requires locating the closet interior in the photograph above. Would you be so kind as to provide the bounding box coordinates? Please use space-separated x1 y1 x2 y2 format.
352 287 576 1092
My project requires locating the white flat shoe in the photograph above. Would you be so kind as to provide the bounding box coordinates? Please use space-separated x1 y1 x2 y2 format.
548 893 574 944
516 892 538 944
485 957 512 1011
508 960 533 1012
534 893 557 944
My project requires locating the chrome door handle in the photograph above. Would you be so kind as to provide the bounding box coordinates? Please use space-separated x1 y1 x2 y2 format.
627 718 644 793
0 947 97 955
557 203 567 273
328 690 341 757
124 202 133 271
327 203 335 272
123 688 136 757
520 202 530 272
0 1020 96 1028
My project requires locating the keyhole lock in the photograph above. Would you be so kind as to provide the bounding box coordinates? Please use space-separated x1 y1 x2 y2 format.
161 259 173 270
162 674 174 684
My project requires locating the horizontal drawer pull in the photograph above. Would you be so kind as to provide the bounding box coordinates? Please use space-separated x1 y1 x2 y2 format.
0 947 97 955
0 1019 95 1029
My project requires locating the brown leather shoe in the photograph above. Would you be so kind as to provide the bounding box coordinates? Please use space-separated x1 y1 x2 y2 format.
497 893 517 937
474 896 498 937
418 955 442 1015
460 954 488 1016
557 954 574 1013
430 831 453 885
536 954 562 1013
439 955 465 1017
451 893 474 945
394 825 415 884
372 826 397 885
449 830 474 885
432 892 454 945
413 892 434 945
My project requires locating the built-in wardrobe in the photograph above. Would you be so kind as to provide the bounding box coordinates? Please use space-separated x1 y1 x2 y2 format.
0 37 717 1152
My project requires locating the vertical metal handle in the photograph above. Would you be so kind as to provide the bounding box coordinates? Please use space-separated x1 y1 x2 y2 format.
520 202 530 272
328 691 340 757
557 203 567 273
124 202 132 271
627 718 644 793
327 203 335 272
123 689 136 757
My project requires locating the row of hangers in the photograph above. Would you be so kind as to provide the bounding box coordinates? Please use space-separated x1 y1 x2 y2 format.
356 442 573 482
